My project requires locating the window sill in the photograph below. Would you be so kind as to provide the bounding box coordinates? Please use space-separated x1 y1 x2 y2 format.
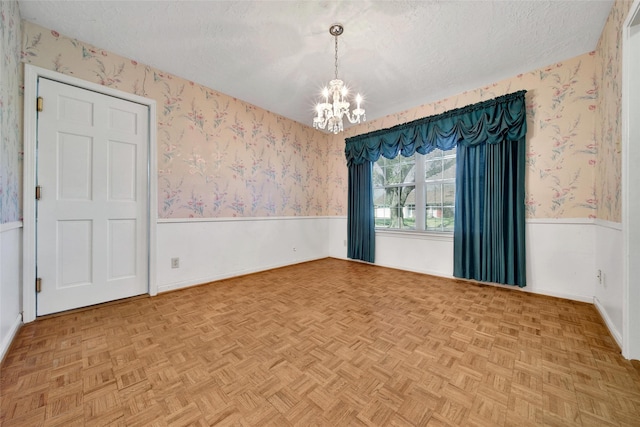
375 228 454 242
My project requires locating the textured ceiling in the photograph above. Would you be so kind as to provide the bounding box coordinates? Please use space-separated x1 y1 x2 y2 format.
18 0 614 128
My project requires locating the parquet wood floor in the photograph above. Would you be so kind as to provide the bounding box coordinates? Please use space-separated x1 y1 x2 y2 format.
2 258 640 426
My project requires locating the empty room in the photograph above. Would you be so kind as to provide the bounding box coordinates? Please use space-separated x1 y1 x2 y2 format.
2 0 640 425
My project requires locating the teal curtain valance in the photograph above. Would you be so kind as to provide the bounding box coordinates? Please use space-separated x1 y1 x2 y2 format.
344 90 527 166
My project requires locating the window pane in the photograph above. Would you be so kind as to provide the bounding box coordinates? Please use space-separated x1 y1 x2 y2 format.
374 188 390 227
443 183 455 205
372 163 384 186
442 207 455 232
425 159 442 180
391 204 402 228
401 187 416 229
425 183 442 207
405 165 416 183
424 149 456 232
384 187 397 206
379 154 415 185
426 205 443 231
442 158 456 180
384 166 392 185
374 185 416 229
386 161 415 185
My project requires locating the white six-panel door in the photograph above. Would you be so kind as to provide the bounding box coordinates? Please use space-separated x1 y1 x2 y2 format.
36 77 149 316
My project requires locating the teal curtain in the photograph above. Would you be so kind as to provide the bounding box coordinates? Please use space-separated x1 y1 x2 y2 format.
453 139 526 286
345 91 527 286
347 162 375 262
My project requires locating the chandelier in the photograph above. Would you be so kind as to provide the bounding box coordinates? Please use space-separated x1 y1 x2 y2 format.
313 24 365 134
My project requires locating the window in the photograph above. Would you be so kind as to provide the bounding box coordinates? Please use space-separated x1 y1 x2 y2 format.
373 154 416 229
373 148 456 232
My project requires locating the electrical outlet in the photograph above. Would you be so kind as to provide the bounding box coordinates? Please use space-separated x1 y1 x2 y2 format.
343 239 347 247
293 247 297 252
171 257 180 269
597 269 602 284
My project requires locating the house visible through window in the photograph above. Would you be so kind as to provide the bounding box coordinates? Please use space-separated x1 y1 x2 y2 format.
373 147 456 232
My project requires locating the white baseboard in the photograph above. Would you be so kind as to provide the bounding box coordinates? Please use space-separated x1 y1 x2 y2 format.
158 256 326 293
0 314 22 363
519 287 593 304
373 260 454 280
362 259 592 303
594 296 623 350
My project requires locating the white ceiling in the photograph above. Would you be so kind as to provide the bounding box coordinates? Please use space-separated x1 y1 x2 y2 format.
18 0 614 128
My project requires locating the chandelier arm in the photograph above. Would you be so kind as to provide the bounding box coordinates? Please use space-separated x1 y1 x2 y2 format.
344 110 363 124
314 115 329 129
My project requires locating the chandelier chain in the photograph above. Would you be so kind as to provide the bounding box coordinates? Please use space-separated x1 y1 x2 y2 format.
334 35 339 80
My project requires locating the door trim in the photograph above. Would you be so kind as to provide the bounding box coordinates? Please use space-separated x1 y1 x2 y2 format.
622 0 640 360
22 64 158 322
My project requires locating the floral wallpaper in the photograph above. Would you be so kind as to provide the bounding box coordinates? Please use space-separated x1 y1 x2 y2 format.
21 21 336 219
0 0 22 224
17 4 632 221
595 0 633 223
337 52 600 219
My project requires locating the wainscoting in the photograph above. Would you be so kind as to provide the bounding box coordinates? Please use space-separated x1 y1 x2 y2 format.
0 222 22 361
594 220 624 348
330 218 600 303
156 217 337 293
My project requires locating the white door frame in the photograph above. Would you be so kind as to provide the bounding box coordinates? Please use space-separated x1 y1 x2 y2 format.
622 0 640 359
22 64 158 322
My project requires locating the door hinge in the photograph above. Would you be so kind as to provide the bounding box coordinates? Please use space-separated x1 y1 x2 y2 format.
35 185 41 200
36 278 42 293
37 96 43 112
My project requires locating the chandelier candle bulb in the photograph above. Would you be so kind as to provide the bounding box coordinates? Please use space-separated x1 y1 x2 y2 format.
312 24 366 134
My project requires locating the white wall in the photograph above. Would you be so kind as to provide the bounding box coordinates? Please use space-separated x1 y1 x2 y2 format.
328 217 454 279
329 217 597 303
328 216 348 260
1 223 23 361
594 220 623 347
156 217 331 292
526 220 595 302
366 231 454 279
